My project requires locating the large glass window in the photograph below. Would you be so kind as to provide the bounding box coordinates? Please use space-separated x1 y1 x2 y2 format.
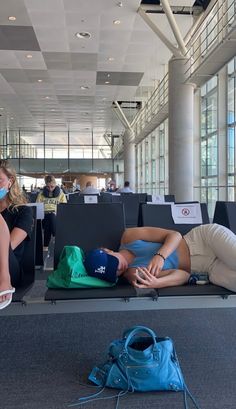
135 120 168 194
0 129 112 172
200 77 218 216
227 57 236 200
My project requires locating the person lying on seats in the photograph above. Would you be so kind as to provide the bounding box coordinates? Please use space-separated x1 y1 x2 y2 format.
0 160 33 310
36 174 67 251
84 225 236 292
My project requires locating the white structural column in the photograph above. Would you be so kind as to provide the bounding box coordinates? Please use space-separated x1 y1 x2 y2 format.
123 128 135 190
168 57 195 201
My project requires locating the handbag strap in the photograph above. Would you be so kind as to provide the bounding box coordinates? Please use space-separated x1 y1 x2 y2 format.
124 326 158 353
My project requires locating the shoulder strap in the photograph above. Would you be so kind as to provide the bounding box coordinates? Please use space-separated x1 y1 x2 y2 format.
183 383 202 409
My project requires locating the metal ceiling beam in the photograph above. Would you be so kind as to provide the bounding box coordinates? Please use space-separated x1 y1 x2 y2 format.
113 101 132 130
138 6 183 58
161 0 188 56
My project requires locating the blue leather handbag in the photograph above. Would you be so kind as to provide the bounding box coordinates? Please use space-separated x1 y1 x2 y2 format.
89 325 185 392
70 326 201 408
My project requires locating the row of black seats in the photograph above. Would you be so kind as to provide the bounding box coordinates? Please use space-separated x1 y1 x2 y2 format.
28 191 175 205
47 201 235 301
68 193 175 228
12 201 236 306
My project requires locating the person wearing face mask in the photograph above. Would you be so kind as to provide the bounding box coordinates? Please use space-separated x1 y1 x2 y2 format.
0 160 33 310
36 175 67 250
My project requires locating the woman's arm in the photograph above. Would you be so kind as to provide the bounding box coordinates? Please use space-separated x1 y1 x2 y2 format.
10 227 27 250
134 267 189 288
121 227 182 277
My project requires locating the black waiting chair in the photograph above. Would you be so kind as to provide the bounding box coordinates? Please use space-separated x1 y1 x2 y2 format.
45 203 154 302
116 193 143 227
146 194 175 203
213 201 236 235
139 202 233 297
140 202 209 235
68 193 101 204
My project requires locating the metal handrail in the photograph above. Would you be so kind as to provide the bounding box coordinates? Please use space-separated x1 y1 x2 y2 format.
184 0 235 78
129 0 235 144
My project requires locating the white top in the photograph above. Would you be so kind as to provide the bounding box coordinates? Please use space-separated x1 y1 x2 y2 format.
117 187 133 193
81 186 100 195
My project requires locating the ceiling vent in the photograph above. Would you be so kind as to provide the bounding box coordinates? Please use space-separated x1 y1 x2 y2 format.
113 101 142 109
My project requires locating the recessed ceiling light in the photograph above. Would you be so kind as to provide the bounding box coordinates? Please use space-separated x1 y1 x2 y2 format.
105 81 110 84
108 57 115 61
113 19 121 25
37 79 42 82
75 31 91 39
10 117 14 119
45 96 50 99
80 86 90 90
0 107 4 110
51 109 55 111
117 2 123 7
26 54 33 59
8 16 16 21
107 74 110 78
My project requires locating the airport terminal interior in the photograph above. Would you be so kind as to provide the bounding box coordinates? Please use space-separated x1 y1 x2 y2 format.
1 1 236 408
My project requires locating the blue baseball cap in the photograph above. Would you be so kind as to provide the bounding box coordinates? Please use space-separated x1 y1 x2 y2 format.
84 249 119 283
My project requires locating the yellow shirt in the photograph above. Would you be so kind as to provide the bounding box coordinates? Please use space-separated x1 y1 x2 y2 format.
36 191 67 213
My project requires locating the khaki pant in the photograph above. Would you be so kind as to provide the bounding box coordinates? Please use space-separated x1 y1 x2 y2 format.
184 223 236 291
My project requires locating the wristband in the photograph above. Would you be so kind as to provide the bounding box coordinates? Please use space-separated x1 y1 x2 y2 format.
154 252 166 262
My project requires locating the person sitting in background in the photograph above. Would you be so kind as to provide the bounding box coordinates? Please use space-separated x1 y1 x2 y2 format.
117 181 133 193
81 181 100 195
73 178 81 193
106 181 116 192
84 224 236 292
0 160 33 310
36 175 67 251
61 183 67 194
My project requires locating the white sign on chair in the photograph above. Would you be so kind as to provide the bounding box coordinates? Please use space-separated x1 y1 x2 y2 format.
171 203 203 224
84 195 98 204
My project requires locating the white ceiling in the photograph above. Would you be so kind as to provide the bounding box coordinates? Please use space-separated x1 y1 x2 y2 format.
0 0 197 144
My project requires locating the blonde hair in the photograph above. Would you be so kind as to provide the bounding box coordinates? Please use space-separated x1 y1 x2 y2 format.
0 160 27 207
44 174 56 185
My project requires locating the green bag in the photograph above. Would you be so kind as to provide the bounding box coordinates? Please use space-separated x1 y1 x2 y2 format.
47 245 116 289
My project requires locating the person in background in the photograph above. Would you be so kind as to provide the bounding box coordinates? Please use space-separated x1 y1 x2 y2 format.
61 183 67 194
84 224 236 292
106 181 116 192
117 181 133 193
36 175 67 251
0 160 33 310
81 181 100 195
73 177 81 193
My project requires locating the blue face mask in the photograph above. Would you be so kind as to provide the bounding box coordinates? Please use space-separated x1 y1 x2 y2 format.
0 187 9 200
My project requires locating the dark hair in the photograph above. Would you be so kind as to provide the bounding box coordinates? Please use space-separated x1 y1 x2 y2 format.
124 181 130 187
